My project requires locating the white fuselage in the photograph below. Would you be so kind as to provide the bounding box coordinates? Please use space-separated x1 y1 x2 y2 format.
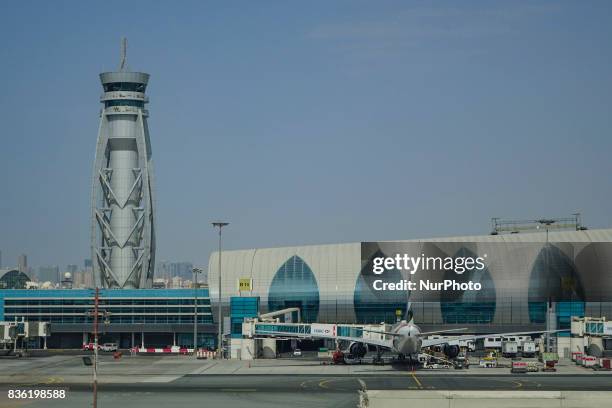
391 322 423 356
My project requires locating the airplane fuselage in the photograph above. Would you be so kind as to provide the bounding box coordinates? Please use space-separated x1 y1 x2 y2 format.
391 322 423 356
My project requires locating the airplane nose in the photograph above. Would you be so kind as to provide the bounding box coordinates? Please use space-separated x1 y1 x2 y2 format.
400 336 420 355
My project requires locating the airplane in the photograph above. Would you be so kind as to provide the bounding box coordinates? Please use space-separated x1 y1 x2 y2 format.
339 320 565 362
280 309 567 363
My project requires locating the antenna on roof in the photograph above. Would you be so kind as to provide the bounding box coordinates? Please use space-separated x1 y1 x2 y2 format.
119 37 128 71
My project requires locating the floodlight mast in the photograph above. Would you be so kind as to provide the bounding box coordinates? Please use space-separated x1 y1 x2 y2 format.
212 222 229 359
192 267 203 356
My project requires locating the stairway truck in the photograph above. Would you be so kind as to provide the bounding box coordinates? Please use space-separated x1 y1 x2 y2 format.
502 341 518 358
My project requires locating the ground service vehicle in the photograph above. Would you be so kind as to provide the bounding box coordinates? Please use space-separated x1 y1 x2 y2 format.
82 343 98 351
101 343 118 352
502 341 518 358
522 341 536 357
454 354 470 369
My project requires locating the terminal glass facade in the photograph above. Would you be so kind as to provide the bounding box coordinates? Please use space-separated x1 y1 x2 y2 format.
354 251 407 324
0 289 217 349
230 296 259 338
440 248 496 324
268 256 319 322
0 289 212 324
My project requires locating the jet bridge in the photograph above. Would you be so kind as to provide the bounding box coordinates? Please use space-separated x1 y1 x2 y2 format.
243 321 391 341
1 319 50 355
232 320 392 360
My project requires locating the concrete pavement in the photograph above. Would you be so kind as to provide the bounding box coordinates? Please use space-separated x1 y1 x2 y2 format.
1 355 612 407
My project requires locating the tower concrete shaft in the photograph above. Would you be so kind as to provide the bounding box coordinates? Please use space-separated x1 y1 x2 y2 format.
91 46 155 288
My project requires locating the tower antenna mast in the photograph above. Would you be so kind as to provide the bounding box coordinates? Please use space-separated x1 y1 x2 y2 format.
119 37 128 71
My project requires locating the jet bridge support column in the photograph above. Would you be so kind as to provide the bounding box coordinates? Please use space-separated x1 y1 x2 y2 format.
262 338 277 358
241 339 254 360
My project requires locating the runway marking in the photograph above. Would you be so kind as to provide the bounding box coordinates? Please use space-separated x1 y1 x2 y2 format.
521 378 542 389
189 362 217 374
300 379 319 389
141 375 182 383
410 371 423 389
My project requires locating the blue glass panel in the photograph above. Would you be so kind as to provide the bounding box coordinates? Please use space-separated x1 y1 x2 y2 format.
528 245 584 323
354 250 407 324
440 248 496 324
528 301 546 323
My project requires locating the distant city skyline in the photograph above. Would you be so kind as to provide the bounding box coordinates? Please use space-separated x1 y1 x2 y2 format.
0 250 200 289
1 1 611 269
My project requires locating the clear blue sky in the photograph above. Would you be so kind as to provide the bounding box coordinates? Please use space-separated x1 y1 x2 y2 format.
1 1 611 270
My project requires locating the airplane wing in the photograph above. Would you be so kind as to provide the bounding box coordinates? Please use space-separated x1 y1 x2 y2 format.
362 329 402 337
421 329 568 348
362 327 468 337
418 328 467 336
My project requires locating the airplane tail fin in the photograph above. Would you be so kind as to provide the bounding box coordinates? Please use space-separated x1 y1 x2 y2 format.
405 301 413 324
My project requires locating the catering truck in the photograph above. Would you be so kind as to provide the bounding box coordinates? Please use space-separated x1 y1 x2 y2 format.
502 341 518 358
522 341 537 357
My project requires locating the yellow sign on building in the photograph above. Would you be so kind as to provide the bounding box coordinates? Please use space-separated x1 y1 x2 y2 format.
238 278 252 292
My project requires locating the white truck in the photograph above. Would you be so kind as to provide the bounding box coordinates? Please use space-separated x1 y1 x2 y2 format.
100 343 118 352
428 335 475 352
502 341 518 358
522 341 537 357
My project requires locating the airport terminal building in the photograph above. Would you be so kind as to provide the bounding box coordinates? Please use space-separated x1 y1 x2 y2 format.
0 289 216 349
209 228 612 334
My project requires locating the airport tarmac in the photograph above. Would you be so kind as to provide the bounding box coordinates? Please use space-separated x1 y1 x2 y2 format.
1 354 610 382
0 355 611 408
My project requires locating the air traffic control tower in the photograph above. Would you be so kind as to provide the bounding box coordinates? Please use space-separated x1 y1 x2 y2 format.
91 39 156 288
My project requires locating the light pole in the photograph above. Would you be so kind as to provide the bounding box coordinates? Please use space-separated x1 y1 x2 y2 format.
538 219 556 352
192 267 203 357
85 287 110 408
212 221 229 359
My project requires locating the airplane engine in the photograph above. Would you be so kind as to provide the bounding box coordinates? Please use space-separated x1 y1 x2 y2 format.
443 344 460 359
348 342 367 358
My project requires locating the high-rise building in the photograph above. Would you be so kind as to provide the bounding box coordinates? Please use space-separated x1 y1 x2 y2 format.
156 261 197 282
91 39 156 289
17 254 27 273
37 265 59 283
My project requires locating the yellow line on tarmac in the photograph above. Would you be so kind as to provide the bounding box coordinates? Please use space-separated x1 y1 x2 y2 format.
410 371 423 389
44 377 63 384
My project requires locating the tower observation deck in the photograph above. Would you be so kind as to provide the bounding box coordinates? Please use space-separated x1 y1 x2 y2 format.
91 39 156 288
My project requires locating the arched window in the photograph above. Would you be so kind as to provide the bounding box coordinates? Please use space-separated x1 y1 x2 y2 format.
440 248 496 324
354 250 408 324
268 256 319 322
528 245 584 324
